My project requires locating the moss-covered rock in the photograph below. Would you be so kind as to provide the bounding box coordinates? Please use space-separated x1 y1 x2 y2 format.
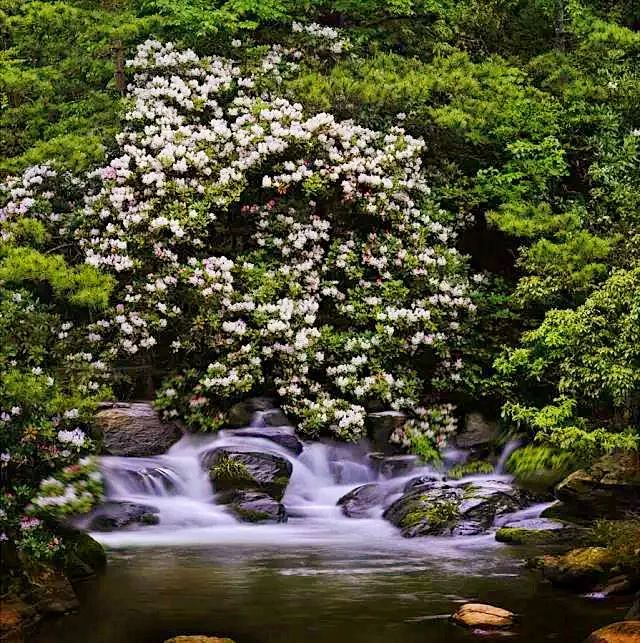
223 490 287 523
63 531 107 580
496 525 594 546
555 452 640 519
204 449 292 500
530 547 616 590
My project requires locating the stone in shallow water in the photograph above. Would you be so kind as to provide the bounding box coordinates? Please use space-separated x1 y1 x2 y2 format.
337 483 387 518
582 620 640 642
529 547 616 590
383 479 534 537
204 449 292 501
223 490 287 523
451 603 515 630
87 501 159 531
495 523 593 547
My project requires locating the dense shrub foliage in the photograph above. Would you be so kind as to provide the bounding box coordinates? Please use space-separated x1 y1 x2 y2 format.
0 0 639 574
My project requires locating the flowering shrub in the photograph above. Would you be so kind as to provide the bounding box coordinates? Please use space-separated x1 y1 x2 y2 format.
74 35 477 444
30 458 104 520
0 165 112 564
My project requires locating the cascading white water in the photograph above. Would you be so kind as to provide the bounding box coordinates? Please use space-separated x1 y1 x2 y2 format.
91 415 551 548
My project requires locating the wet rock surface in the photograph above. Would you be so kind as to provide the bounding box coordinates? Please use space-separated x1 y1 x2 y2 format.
94 402 182 457
529 547 616 590
337 483 387 518
365 411 406 452
86 501 160 531
205 448 293 500
383 477 533 537
220 490 287 523
224 426 303 455
227 397 289 428
496 520 594 547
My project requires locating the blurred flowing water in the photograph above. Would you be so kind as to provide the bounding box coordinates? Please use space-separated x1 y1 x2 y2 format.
32 424 625 642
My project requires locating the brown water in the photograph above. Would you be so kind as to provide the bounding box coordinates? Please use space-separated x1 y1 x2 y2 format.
32 540 626 643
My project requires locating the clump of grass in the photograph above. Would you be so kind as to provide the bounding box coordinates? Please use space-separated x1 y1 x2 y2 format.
448 461 494 480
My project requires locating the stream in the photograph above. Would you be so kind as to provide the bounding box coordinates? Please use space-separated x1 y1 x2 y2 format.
32 415 626 642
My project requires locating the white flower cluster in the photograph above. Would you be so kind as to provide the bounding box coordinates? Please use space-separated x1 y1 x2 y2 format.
74 34 476 444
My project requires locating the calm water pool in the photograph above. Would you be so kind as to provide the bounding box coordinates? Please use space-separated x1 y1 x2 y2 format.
32 538 626 643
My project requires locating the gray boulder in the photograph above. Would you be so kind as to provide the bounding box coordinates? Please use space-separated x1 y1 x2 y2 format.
224 426 303 455
337 483 386 518
383 478 532 537
223 490 287 523
87 501 159 531
94 402 181 457
455 412 498 449
204 448 293 500
227 398 290 428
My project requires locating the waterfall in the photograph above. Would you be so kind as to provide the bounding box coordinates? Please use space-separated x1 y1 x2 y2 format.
495 438 523 474
90 418 547 548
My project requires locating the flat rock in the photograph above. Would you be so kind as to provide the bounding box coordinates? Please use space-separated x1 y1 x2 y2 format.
224 426 303 454
451 603 515 629
94 402 181 457
495 523 594 547
583 621 640 642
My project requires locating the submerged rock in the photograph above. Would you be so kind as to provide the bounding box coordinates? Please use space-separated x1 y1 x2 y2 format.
205 449 292 500
337 483 387 518
582 621 640 642
451 603 515 630
223 490 287 523
94 402 181 457
530 547 616 590
555 452 640 519
86 501 160 531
